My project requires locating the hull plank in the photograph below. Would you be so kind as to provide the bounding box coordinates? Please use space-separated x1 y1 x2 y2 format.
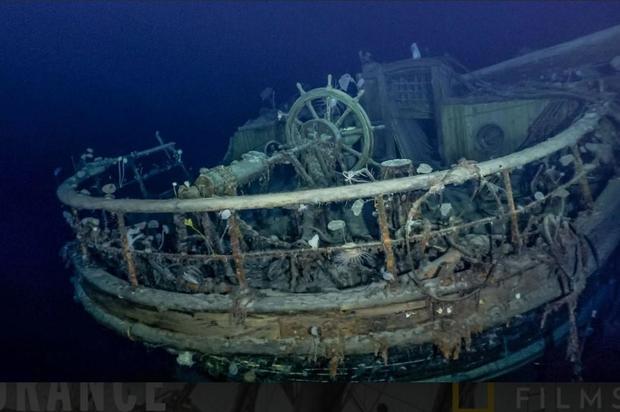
71 176 620 380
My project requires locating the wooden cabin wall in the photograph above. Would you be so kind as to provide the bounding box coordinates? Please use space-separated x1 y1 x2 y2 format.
361 58 460 164
222 122 285 163
440 99 549 164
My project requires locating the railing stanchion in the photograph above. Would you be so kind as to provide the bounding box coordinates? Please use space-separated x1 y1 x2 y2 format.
228 212 248 289
72 208 89 261
571 145 594 209
116 212 139 287
501 169 522 250
173 214 188 253
374 195 397 282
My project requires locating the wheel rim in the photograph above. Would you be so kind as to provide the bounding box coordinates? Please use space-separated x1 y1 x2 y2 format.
285 75 374 171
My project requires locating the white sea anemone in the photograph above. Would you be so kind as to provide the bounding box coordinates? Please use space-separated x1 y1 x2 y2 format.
327 220 345 231
338 73 354 91
440 202 452 217
559 154 574 166
351 199 365 216
176 351 195 367
333 244 373 267
416 163 433 174
308 234 320 249
328 219 346 242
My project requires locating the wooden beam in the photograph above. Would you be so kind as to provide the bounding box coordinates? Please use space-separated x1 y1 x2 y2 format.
57 111 602 213
465 24 620 83
116 212 139 287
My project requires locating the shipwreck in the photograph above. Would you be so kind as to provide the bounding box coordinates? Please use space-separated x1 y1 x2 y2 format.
58 25 620 381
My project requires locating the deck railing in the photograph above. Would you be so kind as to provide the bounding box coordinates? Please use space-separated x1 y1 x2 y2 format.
58 108 609 295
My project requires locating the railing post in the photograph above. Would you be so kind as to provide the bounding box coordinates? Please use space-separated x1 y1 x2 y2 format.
374 195 397 282
571 145 594 209
501 169 522 249
173 214 188 253
228 212 248 289
116 212 139 287
72 208 89 261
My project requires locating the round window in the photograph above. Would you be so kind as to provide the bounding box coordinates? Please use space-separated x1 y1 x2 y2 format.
475 123 505 155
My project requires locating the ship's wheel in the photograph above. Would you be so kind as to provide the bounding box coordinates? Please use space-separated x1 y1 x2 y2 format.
285 74 374 171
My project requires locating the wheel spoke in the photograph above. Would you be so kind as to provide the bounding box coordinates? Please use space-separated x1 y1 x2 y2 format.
341 145 380 167
341 127 363 137
342 133 362 147
305 101 319 119
334 106 353 128
341 144 363 159
324 97 331 122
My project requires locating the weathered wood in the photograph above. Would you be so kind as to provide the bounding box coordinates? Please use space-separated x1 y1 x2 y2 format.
440 99 549 164
116 212 139 287
78 262 430 314
571 144 594 209
86 286 280 339
57 111 602 213
576 176 620 255
466 24 620 83
374 195 397 280
72 175 620 358
74 257 564 356
228 212 248 289
417 248 462 279
277 303 431 340
501 169 522 249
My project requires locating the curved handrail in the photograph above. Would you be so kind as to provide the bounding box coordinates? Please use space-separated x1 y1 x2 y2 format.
57 110 601 214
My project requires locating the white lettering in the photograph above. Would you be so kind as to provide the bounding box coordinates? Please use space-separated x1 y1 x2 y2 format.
0 383 6 410
612 386 620 409
516 387 529 409
581 388 602 409
556 387 569 410
46 383 71 412
79 383 104 412
113 384 135 412
16 384 39 411
145 383 165 412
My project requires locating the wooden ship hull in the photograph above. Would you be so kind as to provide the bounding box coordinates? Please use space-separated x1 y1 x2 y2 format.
58 26 620 381
72 185 620 382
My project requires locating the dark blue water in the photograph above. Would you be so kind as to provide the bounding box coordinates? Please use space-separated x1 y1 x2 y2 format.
1 1 620 380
